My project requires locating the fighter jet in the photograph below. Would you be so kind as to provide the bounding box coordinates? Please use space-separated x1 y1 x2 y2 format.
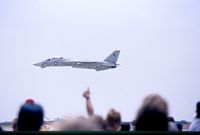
34 50 120 71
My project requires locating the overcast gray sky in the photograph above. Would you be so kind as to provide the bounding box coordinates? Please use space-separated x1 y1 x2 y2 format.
0 0 200 122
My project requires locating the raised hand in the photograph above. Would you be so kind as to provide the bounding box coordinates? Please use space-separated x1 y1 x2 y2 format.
83 87 90 99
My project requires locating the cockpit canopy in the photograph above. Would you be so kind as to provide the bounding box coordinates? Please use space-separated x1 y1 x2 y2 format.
46 57 64 61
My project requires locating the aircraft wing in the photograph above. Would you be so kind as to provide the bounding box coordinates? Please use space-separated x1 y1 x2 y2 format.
70 61 99 65
71 61 111 71
95 66 110 71
69 61 100 69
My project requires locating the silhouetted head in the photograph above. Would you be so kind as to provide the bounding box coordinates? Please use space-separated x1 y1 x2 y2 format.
0 126 3 131
106 109 121 131
196 101 200 118
135 106 168 131
17 103 44 131
141 94 168 115
168 116 175 122
135 94 168 131
176 122 182 131
121 122 130 131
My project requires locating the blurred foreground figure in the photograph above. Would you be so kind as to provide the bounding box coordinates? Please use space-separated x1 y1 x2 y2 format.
189 101 200 131
88 115 106 130
135 94 168 131
106 109 121 131
168 116 178 131
57 116 104 131
17 103 44 131
12 99 35 131
83 87 121 131
176 122 183 131
83 88 94 116
120 122 131 131
12 118 18 131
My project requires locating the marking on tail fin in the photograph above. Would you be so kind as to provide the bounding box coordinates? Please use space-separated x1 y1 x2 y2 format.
104 50 120 63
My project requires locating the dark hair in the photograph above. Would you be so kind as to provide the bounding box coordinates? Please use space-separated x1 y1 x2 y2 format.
0 126 3 131
196 101 200 118
176 122 182 131
168 116 175 122
135 107 168 131
121 122 130 131
17 104 44 131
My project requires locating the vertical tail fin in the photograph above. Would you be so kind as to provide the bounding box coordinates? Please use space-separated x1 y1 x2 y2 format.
104 50 120 63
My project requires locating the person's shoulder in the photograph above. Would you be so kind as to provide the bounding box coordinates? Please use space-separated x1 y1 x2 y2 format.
189 118 200 131
168 122 178 131
192 118 200 124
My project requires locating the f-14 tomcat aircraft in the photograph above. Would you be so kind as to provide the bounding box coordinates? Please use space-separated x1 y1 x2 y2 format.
34 50 120 71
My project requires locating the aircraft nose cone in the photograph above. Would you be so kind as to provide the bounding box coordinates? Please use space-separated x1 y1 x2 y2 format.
33 63 42 66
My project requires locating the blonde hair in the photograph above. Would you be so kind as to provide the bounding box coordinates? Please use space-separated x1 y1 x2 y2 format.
106 109 121 130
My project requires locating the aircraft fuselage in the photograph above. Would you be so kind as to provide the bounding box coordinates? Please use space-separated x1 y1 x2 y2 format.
34 50 120 71
34 58 117 71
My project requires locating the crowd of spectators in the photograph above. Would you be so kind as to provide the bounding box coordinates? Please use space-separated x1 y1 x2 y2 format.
0 87 199 132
